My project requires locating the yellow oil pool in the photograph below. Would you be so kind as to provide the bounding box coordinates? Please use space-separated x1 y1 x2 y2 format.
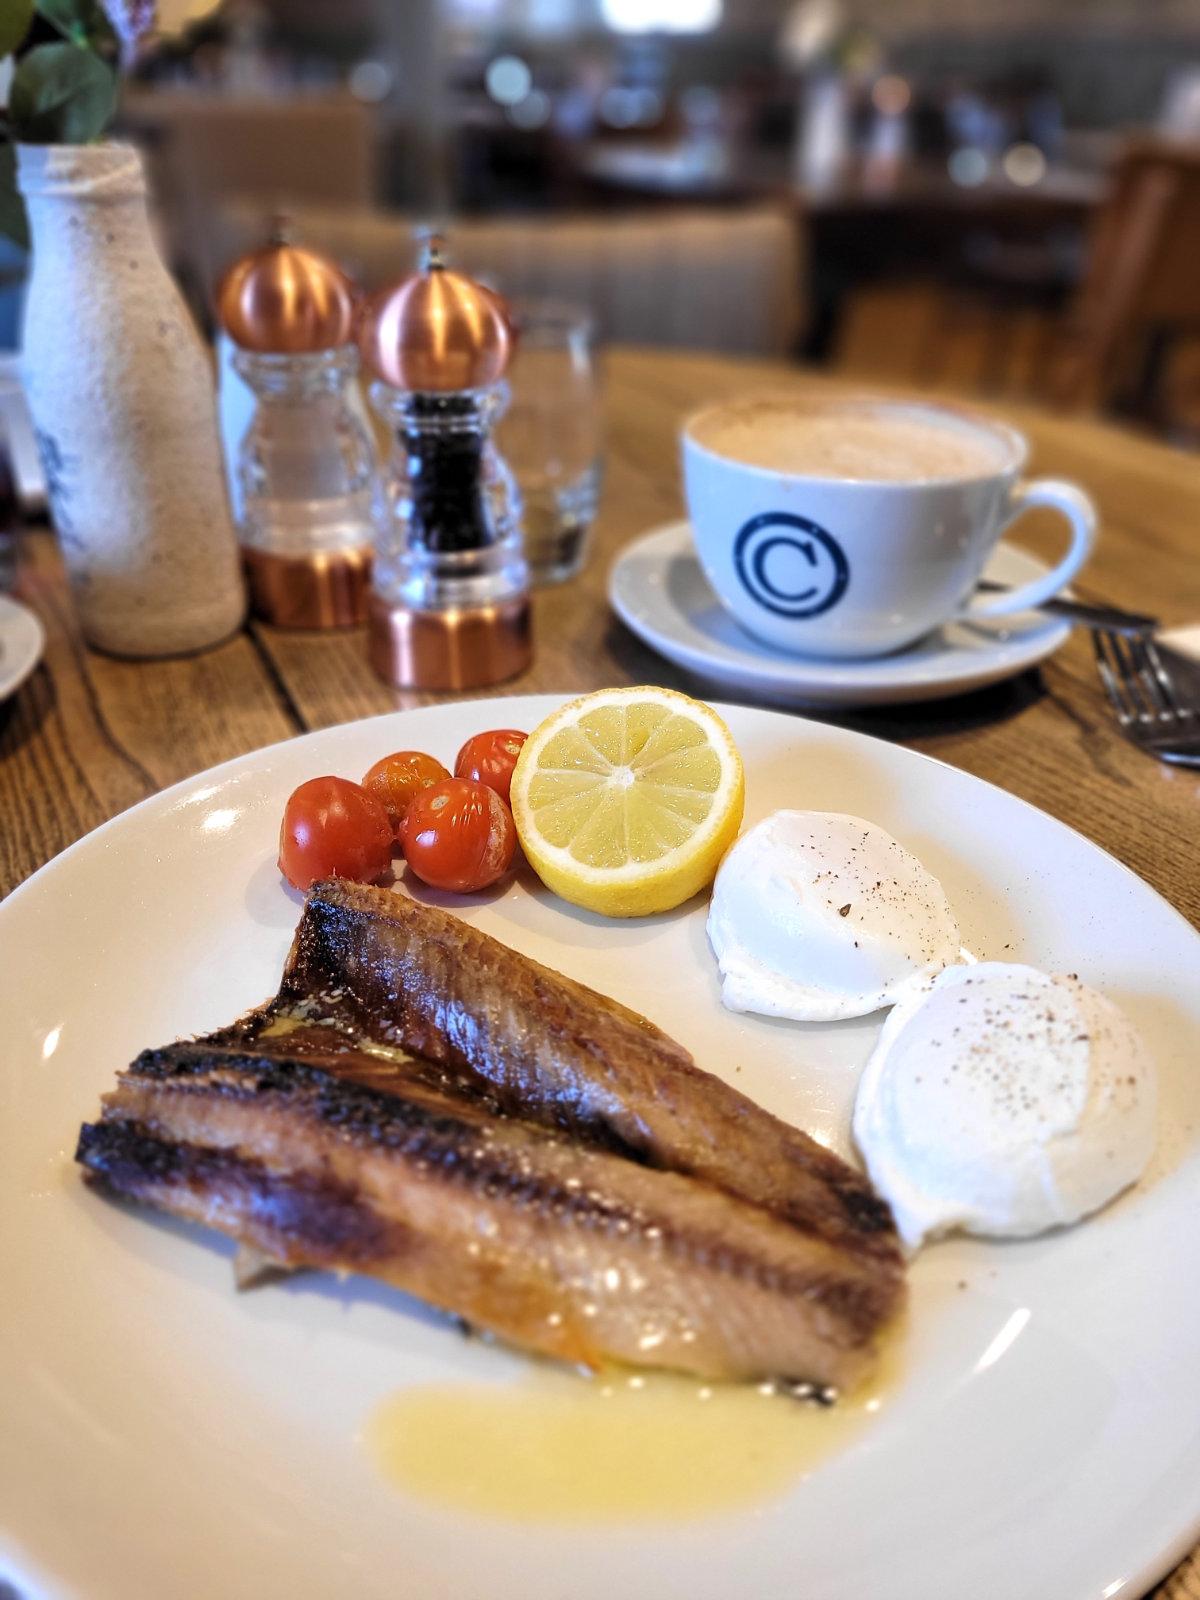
363 1351 897 1523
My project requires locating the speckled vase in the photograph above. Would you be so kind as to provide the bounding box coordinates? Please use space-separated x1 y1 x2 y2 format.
17 142 245 656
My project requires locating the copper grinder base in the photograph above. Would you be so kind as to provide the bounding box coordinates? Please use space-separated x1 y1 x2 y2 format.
243 545 372 629
368 592 532 690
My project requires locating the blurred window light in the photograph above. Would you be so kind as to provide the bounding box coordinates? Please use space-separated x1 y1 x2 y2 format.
348 60 391 103
948 146 989 187
526 0 577 27
601 0 722 32
449 0 574 27
508 89 552 129
486 55 533 106
1002 142 1047 187
871 75 911 117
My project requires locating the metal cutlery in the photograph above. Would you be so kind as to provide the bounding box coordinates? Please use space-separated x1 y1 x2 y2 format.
974 580 1158 635
1092 630 1200 767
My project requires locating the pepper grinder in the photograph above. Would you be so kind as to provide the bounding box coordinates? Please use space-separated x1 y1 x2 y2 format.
217 229 377 628
358 235 532 690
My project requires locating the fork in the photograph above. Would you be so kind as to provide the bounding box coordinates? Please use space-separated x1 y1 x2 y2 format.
1092 631 1200 767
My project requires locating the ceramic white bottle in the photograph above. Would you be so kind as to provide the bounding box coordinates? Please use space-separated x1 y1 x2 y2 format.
17 141 245 656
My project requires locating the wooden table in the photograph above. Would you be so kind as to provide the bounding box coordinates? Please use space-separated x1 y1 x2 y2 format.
2 347 1198 1596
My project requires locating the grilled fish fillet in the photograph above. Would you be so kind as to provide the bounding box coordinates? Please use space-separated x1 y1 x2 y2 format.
220 880 899 1264
76 883 904 1387
77 1041 896 1388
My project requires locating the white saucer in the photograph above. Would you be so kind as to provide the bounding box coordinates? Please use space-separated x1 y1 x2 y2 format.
609 520 1072 707
0 593 44 701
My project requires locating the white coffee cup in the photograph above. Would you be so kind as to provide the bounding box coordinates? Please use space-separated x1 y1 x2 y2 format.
681 395 1096 660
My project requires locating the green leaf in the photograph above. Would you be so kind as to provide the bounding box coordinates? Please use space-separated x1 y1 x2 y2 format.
33 0 115 47
9 41 117 143
0 0 35 56
0 144 30 251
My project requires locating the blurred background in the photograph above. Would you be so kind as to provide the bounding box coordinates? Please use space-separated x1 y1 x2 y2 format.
3 0 1200 440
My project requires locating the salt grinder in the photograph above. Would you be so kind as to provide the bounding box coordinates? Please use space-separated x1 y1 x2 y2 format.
358 235 531 690
217 229 377 628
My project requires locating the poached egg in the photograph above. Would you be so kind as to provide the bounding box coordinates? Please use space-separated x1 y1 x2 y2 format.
852 962 1158 1247
707 811 963 1022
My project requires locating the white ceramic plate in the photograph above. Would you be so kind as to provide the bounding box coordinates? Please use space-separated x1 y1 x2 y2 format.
609 521 1072 706
3 696 1199 1600
0 593 44 701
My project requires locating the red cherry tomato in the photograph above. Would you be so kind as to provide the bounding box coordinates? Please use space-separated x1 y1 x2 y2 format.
362 750 451 835
400 777 516 894
278 776 394 891
454 728 528 805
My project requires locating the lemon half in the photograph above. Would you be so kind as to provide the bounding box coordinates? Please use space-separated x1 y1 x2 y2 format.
510 687 745 917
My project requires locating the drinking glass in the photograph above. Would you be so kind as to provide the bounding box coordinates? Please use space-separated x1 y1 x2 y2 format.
499 301 602 585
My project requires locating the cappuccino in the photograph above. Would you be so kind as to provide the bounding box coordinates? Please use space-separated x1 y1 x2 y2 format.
683 393 1095 657
689 398 1009 485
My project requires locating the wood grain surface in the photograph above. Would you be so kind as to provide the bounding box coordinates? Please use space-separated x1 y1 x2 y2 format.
2 347 1198 1595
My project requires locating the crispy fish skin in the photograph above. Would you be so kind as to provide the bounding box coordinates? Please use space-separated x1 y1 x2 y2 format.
257 880 900 1265
77 1044 898 1388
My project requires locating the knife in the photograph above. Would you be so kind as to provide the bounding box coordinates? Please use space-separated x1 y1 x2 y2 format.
974 581 1158 636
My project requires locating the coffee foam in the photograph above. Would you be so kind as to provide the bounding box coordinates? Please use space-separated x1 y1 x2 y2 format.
689 397 1012 484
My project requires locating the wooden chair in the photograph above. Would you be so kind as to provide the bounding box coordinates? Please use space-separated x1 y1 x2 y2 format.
1054 136 1200 419
120 90 378 301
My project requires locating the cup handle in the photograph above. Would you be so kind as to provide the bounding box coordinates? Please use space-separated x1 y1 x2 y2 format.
959 479 1097 620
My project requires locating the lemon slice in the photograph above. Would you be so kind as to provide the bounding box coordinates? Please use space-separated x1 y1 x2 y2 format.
510 687 745 917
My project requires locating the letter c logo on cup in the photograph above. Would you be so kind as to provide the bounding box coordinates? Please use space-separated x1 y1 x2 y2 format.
733 512 850 620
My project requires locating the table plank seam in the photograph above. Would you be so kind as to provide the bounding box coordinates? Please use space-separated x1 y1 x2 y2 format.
244 622 310 736
26 561 161 799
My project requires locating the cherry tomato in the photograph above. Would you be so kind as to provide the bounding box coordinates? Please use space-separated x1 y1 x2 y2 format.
400 777 516 894
278 776 393 891
362 750 451 835
454 728 528 805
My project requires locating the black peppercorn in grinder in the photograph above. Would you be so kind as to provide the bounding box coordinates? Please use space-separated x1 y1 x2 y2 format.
358 234 531 690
